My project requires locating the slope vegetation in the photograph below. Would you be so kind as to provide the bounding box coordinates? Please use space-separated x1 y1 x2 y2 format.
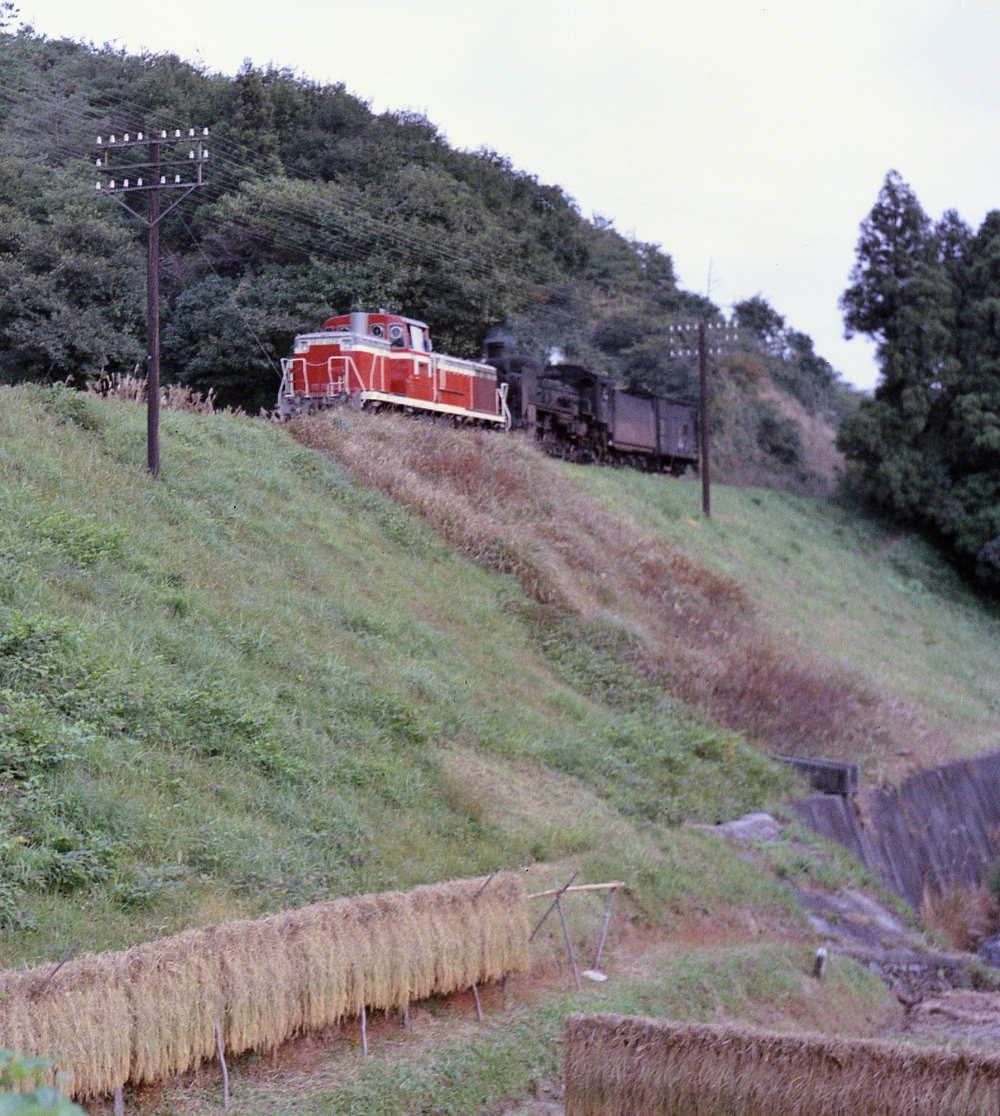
576 467 1000 779
293 411 964 779
0 389 973 1113
0 386 799 967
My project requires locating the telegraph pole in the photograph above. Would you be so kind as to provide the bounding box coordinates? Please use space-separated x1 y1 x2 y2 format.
95 126 209 475
698 320 710 518
667 319 740 520
147 139 160 475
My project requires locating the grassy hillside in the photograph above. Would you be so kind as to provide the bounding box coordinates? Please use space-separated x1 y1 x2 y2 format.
575 469 1000 778
294 410 989 782
0 385 807 968
0 389 974 1113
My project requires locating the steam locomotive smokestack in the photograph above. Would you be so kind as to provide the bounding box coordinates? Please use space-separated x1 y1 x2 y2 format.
484 326 515 363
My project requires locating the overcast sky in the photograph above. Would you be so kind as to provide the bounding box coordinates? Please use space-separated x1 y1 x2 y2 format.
13 0 1000 389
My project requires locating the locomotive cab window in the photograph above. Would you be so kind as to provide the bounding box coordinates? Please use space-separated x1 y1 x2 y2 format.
389 324 405 348
409 325 425 351
370 324 385 338
336 325 349 332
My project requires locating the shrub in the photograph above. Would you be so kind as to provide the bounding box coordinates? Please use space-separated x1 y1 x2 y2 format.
0 1050 83 1116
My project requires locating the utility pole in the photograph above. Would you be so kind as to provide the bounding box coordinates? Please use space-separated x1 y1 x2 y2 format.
95 126 209 475
699 320 710 518
667 319 740 520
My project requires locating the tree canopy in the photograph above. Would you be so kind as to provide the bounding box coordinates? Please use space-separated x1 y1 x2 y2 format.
0 18 854 490
837 170 1000 583
0 25 709 409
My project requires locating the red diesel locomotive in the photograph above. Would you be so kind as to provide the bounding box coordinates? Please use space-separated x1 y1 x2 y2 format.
278 311 510 425
280 310 699 474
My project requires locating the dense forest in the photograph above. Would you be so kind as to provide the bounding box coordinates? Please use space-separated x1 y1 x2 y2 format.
838 171 1000 584
0 14 855 485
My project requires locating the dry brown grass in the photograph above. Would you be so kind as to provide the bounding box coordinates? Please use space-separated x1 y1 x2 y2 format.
563 1013 1000 1116
85 374 238 415
292 411 941 770
0 874 527 1100
922 883 1000 952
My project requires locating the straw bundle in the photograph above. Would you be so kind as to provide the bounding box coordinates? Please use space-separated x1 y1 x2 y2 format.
0 874 527 1099
563 1013 1000 1116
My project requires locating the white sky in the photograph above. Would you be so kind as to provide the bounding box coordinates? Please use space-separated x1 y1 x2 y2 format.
13 0 1000 389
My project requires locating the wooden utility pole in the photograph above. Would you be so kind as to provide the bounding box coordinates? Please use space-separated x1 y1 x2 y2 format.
667 319 740 519
95 126 209 475
699 320 710 518
146 139 161 475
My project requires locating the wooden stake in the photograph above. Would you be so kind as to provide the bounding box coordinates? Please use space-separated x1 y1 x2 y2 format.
556 894 582 991
113 1086 124 1116
593 888 615 970
474 872 496 899
214 1022 229 1111
529 870 579 941
472 983 483 1022
403 1002 410 1030
32 940 81 999
502 973 509 1005
361 1003 368 1056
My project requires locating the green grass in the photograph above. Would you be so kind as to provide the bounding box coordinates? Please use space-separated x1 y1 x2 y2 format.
573 468 1000 757
0 387 802 966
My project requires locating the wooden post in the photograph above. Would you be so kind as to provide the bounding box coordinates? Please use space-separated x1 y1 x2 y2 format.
472 983 483 1022
813 946 827 981
699 319 710 518
474 872 495 899
146 140 160 477
530 870 579 940
32 940 81 999
556 894 582 992
214 1022 229 1110
593 888 615 971
360 1003 368 1056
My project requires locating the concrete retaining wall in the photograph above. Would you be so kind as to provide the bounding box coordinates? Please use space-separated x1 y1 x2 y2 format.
790 752 1000 909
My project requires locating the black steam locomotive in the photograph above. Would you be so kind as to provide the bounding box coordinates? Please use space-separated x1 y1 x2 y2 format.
485 341 698 474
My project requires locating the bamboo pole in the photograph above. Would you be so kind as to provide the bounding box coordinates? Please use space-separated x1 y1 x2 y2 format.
557 895 582 992
527 881 623 900
529 871 579 941
214 1022 229 1111
593 888 615 971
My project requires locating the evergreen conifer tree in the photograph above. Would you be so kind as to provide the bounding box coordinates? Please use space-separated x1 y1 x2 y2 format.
837 172 958 531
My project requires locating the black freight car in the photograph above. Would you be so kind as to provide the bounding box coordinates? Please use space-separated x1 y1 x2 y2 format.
485 343 698 474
